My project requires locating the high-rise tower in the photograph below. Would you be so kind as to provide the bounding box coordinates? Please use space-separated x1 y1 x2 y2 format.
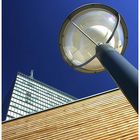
6 72 76 121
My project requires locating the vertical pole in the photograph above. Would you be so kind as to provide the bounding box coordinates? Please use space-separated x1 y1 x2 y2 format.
96 44 138 113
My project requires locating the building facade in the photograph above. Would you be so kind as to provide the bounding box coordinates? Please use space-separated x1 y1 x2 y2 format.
3 89 138 140
6 72 76 121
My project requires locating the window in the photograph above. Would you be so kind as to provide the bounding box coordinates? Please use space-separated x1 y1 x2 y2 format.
25 92 32 104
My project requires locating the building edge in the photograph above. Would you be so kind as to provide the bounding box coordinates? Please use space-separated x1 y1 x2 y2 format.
2 87 119 124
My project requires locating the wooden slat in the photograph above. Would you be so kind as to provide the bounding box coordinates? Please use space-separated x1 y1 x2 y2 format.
2 89 138 140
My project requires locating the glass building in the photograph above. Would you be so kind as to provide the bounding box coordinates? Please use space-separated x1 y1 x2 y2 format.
6 72 76 121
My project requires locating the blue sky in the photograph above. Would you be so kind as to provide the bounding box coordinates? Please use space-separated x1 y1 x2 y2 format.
2 0 138 120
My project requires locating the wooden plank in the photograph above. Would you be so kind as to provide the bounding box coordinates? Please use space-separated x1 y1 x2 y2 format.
2 89 138 140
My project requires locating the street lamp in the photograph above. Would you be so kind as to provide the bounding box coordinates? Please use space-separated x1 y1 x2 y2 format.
59 4 138 113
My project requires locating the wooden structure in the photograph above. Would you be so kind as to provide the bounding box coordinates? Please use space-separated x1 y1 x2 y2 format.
2 89 138 140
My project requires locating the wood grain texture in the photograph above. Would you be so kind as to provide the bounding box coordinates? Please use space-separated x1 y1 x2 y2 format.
2 89 138 140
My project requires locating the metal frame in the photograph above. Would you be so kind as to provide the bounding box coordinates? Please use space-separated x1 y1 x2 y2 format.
59 3 128 73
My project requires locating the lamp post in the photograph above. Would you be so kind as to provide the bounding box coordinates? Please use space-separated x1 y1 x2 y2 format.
59 4 138 113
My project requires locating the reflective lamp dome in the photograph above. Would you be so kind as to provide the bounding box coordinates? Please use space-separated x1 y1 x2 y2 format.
59 4 128 73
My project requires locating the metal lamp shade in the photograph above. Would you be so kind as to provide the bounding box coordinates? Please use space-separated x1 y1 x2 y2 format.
59 4 128 73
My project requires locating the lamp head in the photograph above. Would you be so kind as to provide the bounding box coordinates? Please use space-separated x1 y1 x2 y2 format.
59 4 128 73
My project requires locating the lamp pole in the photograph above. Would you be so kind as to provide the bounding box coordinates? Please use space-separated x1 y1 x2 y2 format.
59 4 138 114
96 44 138 113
